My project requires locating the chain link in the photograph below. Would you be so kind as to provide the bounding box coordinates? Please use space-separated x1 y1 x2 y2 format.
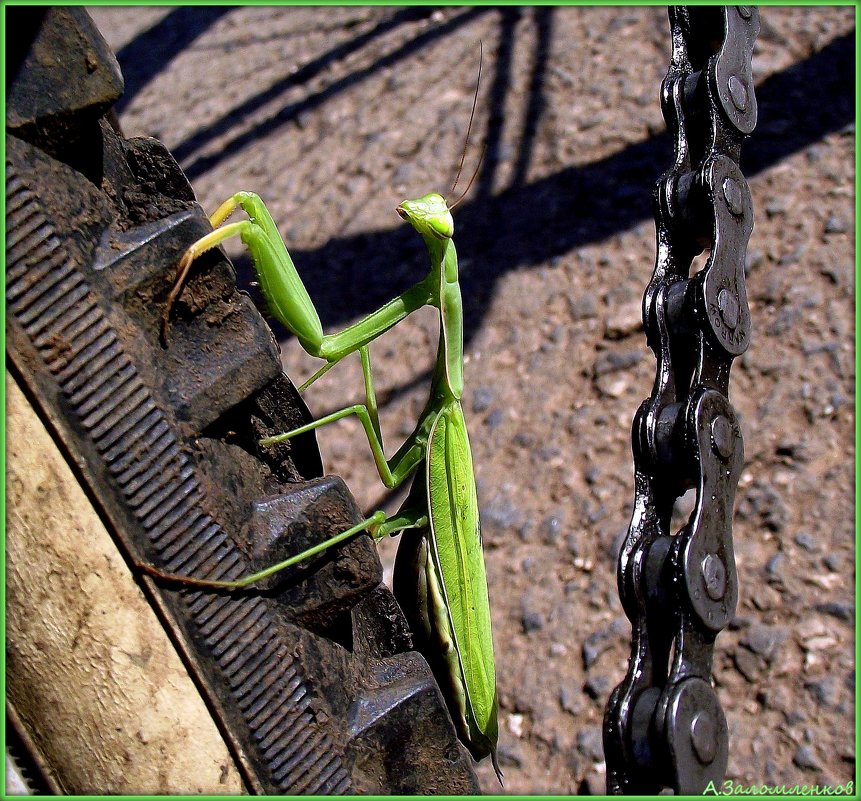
604 6 760 793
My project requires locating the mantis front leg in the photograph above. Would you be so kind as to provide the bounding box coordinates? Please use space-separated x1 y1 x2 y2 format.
162 192 434 367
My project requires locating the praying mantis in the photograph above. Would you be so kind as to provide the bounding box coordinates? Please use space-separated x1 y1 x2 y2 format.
156 65 502 781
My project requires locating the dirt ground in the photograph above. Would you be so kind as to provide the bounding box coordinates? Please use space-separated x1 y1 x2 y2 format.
89 6 855 794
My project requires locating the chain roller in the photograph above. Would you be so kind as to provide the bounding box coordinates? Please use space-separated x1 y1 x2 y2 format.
604 6 759 793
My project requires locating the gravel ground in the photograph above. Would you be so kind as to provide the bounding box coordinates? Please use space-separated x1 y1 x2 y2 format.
89 6 855 794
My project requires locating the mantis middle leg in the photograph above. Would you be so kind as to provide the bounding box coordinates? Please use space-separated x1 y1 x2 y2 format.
261 345 432 490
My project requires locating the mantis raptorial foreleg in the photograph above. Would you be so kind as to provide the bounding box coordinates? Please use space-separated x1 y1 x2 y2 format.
162 191 434 360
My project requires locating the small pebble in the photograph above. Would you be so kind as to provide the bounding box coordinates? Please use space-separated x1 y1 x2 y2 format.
560 686 581 715
586 504 606 525
763 760 783 787
824 215 848 234
549 324 566 343
533 445 561 463
765 198 787 217
549 641 568 657
513 431 535 448
520 592 546 634
507 713 524 738
793 531 818 551
592 349 641 377
823 552 842 572
749 584 779 612
485 409 504 430
576 726 605 761
517 521 534 542
582 629 613 669
604 301 642 339
765 552 784 578
778 244 807 266
596 376 627 398
766 308 798 337
745 248 765 276
814 602 853 622
805 675 840 708
733 648 761 682
786 710 806 726
543 511 565 544
584 674 611 700
482 495 522 531
738 482 789 532
521 610 545 634
569 293 598 321
471 386 495 413
759 685 792 713
793 745 821 771
740 623 788 661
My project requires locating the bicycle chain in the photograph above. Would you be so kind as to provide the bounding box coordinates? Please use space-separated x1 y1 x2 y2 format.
604 6 759 793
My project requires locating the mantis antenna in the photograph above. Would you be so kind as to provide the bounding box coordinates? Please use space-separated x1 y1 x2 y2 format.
447 41 483 204
448 144 485 211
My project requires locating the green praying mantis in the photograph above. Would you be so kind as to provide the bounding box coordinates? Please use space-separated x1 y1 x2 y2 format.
155 63 502 782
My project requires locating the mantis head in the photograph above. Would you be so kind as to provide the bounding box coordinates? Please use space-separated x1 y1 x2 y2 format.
397 193 454 241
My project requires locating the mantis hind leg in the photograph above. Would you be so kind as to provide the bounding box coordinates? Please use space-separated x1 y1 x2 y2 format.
139 507 428 591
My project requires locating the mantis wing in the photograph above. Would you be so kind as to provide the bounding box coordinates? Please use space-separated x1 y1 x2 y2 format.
426 401 498 767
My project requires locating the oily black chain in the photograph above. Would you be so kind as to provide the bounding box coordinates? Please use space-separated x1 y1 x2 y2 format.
604 6 759 794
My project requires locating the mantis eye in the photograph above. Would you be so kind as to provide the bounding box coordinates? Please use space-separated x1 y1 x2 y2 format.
429 213 454 240
396 206 409 221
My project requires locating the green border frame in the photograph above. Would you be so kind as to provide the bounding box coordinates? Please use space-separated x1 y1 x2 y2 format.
1 3 857 800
